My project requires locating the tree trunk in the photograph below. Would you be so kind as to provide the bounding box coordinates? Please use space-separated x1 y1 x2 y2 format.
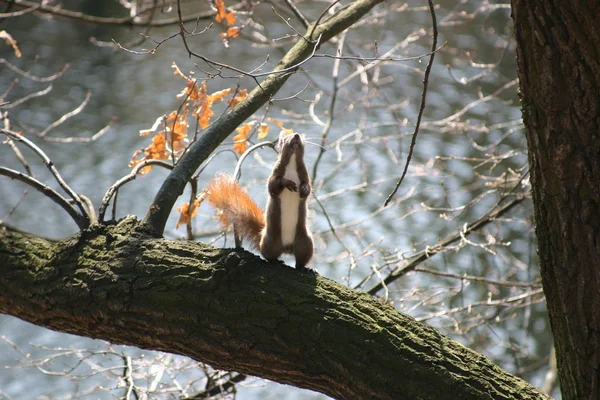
0 217 548 400
511 2 600 399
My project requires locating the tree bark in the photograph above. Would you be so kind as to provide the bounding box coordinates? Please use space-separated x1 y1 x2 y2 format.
0 217 548 400
511 2 600 399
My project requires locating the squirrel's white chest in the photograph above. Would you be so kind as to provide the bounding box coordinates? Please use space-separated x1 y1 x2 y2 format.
280 154 300 246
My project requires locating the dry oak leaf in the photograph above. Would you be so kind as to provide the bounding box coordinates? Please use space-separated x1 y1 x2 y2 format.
232 121 255 155
176 198 201 229
258 123 269 139
129 132 170 174
208 88 235 102
214 0 236 26
267 118 293 136
219 26 241 40
228 89 247 107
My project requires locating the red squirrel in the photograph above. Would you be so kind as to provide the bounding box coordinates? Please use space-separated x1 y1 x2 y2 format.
206 132 314 271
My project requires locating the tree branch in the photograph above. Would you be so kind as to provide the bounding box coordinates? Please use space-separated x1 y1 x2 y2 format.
0 0 243 27
0 218 549 400
0 167 88 230
142 0 388 235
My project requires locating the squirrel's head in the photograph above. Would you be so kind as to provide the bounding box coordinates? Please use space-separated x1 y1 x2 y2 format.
276 131 304 155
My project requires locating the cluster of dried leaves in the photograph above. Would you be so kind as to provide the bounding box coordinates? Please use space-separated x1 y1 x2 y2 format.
214 0 242 47
129 62 247 173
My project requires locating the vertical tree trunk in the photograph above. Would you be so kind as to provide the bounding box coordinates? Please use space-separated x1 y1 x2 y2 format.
511 2 600 399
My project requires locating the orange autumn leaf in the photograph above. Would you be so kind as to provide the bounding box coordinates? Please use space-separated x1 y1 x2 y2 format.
258 123 269 139
228 89 247 107
267 118 293 136
193 85 235 129
232 140 247 155
208 87 235 102
130 64 238 173
219 26 241 46
178 79 202 101
148 133 169 160
196 102 214 129
165 110 190 146
176 198 201 229
267 117 284 128
214 0 236 26
129 132 170 174
219 26 241 39
232 121 254 154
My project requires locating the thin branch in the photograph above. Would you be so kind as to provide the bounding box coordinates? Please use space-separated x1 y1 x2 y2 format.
0 0 244 27
1 129 90 227
3 113 33 176
413 267 542 288
39 91 92 137
417 288 545 322
0 167 87 229
232 141 276 182
282 0 309 28
42 118 114 143
367 192 529 295
311 31 344 182
313 44 445 62
384 0 438 206
312 194 357 272
0 189 28 225
3 85 52 108
183 373 247 400
0 58 69 82
98 160 174 222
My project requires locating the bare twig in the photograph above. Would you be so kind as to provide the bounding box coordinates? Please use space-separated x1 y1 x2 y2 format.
413 267 542 288
3 85 52 108
0 58 69 82
367 192 529 295
282 0 309 29
98 160 174 222
43 118 114 143
417 288 545 322
311 31 344 182
384 0 438 206
183 373 247 399
0 0 244 27
233 141 276 182
1 129 90 227
39 91 92 137
0 167 87 229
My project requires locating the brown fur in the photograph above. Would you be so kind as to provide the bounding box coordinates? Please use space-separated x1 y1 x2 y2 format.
206 132 314 270
261 132 313 270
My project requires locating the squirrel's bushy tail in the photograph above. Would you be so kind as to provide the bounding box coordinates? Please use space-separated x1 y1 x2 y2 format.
206 175 265 249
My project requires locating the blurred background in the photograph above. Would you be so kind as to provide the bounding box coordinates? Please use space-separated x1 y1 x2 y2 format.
0 0 553 398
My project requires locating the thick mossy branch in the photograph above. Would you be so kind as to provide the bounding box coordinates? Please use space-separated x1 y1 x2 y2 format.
0 218 548 400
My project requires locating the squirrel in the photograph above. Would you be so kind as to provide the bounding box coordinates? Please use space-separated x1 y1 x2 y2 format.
206 132 314 271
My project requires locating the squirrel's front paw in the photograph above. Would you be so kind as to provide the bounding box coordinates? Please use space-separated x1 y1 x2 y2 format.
284 179 298 192
299 183 310 198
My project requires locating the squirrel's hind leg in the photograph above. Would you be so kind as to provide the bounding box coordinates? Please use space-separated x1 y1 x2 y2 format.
293 233 314 271
260 233 283 263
